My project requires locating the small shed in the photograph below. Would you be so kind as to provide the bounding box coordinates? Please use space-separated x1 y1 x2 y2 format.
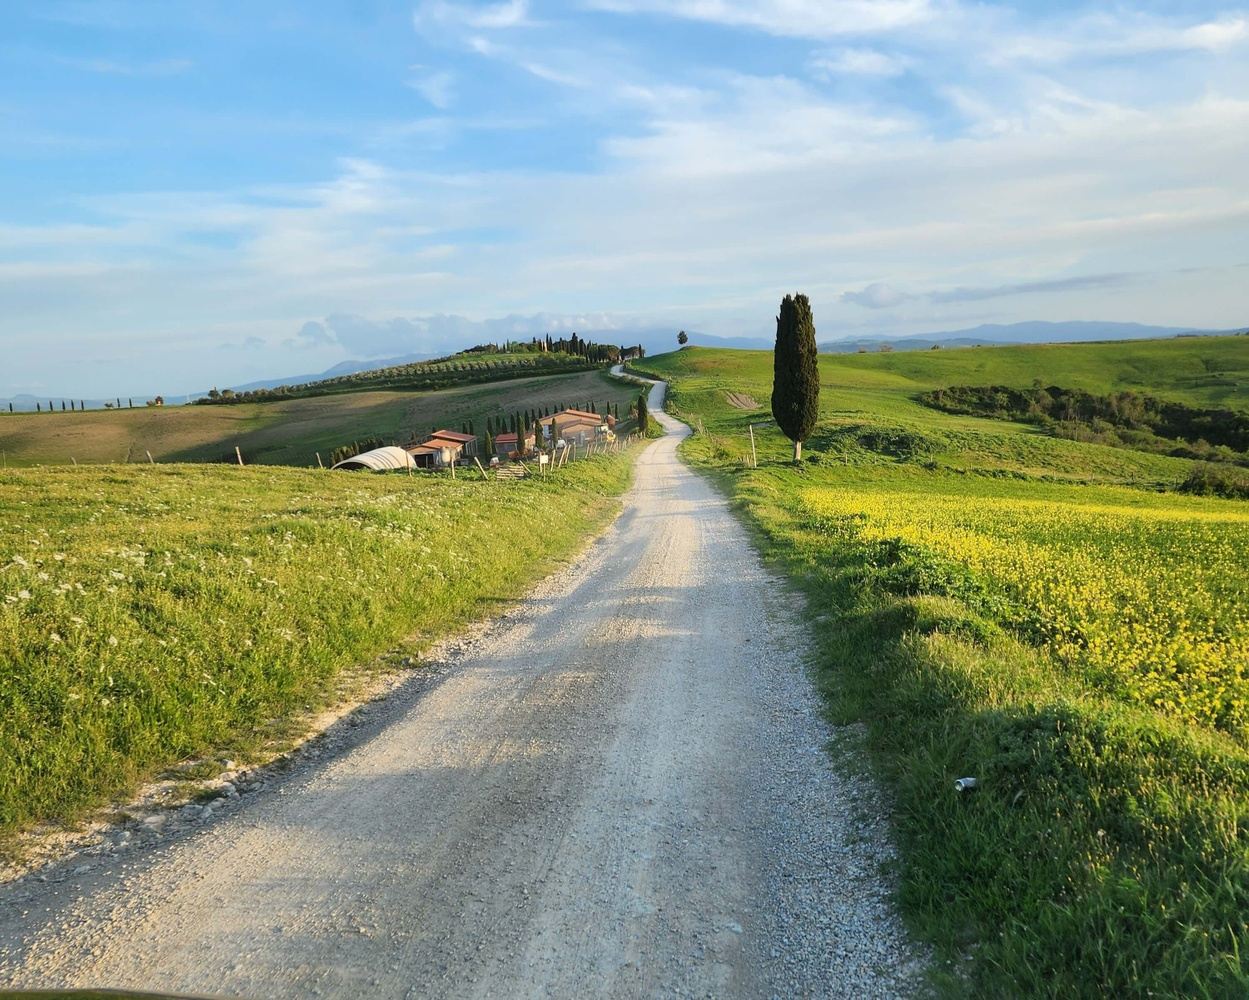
495 430 535 458
331 446 416 472
406 444 443 469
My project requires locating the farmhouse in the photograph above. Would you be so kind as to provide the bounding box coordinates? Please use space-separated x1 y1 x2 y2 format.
405 437 466 468
540 408 612 447
425 429 478 456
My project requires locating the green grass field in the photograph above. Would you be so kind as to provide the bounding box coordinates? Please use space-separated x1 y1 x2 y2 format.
0 447 639 850
632 336 1249 997
0 369 637 469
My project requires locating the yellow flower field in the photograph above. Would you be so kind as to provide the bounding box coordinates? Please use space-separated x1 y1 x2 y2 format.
803 486 1249 735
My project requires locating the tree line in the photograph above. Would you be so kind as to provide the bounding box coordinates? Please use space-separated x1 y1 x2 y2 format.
922 384 1249 463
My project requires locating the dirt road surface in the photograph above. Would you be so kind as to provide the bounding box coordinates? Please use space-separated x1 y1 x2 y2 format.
0 381 926 998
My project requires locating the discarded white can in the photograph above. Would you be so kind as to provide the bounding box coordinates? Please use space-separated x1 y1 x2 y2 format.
954 777 978 792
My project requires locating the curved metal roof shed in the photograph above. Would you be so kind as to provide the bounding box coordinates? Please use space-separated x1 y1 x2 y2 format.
331 446 416 472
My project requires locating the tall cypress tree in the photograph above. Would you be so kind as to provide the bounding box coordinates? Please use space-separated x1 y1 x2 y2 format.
637 392 648 435
771 293 819 462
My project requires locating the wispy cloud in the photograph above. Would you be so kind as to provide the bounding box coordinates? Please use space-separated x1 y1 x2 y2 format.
586 0 936 38
810 47 910 77
843 273 1140 309
61 56 192 76
415 0 531 34
929 273 1139 304
841 282 911 308
407 68 456 108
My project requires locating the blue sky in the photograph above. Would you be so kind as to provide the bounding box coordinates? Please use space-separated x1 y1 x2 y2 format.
2 0 1247 396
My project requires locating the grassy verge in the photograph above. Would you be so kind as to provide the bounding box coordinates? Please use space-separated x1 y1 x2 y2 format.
634 345 1249 996
0 448 639 848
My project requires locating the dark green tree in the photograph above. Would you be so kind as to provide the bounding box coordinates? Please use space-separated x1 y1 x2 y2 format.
771 293 819 462
677 330 688 346
637 392 648 435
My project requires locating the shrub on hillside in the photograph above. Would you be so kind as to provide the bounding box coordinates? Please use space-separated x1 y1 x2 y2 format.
1179 463 1249 499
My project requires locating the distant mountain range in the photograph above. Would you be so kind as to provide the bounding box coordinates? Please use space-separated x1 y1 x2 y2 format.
819 320 1201 353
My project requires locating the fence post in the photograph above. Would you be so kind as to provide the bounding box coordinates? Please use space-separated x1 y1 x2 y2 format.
235 446 244 467
316 452 324 469
749 424 757 468
474 457 489 481
146 450 154 464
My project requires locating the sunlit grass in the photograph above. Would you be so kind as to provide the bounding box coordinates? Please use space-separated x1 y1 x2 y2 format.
634 339 1249 996
0 452 636 843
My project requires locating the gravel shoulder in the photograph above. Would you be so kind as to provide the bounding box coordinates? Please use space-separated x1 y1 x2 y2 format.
0 384 927 998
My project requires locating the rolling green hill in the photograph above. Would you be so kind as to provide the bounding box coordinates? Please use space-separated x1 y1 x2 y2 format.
0 369 638 469
632 334 1249 997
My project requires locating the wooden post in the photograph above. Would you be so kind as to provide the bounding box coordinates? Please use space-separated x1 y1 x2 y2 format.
235 446 244 467
146 450 154 464
316 452 324 469
748 424 757 468
71 456 77 466
449 458 455 480
474 457 489 481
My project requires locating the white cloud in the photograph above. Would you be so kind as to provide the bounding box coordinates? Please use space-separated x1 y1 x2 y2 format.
585 0 936 38
415 0 530 33
995 13 1249 64
810 47 910 77
61 56 192 76
407 68 456 108
841 283 910 308
605 74 919 176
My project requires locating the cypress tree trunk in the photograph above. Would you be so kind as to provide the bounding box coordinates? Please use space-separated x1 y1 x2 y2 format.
771 293 819 463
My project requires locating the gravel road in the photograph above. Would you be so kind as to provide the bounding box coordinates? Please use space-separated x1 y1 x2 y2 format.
0 382 926 998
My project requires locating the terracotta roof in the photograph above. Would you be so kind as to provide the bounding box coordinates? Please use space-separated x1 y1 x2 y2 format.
406 444 441 456
559 408 602 420
428 429 476 443
421 437 464 452
495 432 517 444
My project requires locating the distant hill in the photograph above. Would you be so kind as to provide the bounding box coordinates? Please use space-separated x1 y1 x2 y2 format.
219 352 439 395
820 321 1218 353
